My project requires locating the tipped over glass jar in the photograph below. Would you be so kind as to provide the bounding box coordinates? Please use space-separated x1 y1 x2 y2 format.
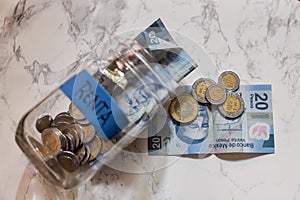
15 39 178 189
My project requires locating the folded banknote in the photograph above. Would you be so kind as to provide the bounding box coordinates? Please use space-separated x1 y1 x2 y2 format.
148 84 275 155
134 18 198 82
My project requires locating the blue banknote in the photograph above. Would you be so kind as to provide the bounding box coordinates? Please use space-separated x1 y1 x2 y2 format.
148 84 274 155
134 18 198 82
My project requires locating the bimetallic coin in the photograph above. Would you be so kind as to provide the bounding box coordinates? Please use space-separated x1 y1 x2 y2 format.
28 136 49 158
64 134 75 152
81 124 96 143
205 84 227 105
35 115 53 133
75 145 88 163
80 145 91 165
218 92 245 119
57 151 80 173
218 71 240 91
100 138 116 154
169 94 198 124
69 103 86 121
41 127 65 154
86 135 102 161
192 78 216 103
53 113 74 126
63 124 83 148
53 122 71 132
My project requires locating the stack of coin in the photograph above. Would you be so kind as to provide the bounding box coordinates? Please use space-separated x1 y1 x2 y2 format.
191 70 245 119
34 107 109 173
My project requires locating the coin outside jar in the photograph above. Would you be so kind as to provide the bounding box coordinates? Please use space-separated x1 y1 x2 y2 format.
169 94 199 124
218 92 245 119
192 78 216 104
218 71 240 91
205 84 227 105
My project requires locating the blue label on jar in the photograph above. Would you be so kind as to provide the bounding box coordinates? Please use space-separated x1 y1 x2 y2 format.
60 70 129 141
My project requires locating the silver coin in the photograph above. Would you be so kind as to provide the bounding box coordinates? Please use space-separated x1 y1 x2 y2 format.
192 78 216 103
218 71 240 91
218 92 245 119
81 124 96 143
35 115 53 133
205 84 227 105
41 127 65 154
57 151 80 173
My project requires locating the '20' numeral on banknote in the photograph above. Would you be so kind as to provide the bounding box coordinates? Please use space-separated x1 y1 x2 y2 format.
148 136 162 150
251 93 269 110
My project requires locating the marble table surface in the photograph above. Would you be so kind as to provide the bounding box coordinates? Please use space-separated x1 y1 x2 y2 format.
1 0 300 199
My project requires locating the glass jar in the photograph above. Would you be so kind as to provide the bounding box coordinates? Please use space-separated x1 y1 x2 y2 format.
15 39 178 189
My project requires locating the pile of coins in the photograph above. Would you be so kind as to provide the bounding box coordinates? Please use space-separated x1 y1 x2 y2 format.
192 71 245 119
35 103 115 173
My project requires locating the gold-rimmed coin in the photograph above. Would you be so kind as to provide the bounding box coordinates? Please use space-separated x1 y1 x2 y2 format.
218 92 245 119
57 151 80 173
218 71 240 91
35 115 53 133
169 94 198 124
205 84 227 105
192 78 216 103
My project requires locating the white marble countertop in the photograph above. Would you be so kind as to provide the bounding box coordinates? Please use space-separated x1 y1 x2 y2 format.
1 0 300 199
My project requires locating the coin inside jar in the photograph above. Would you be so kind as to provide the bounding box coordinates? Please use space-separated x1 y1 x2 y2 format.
169 94 198 124
192 78 215 103
57 151 80 173
218 71 240 91
28 136 49 158
218 92 245 119
205 84 227 105
75 145 88 163
35 115 53 133
63 124 84 148
41 127 65 154
100 138 116 154
69 103 86 121
81 124 96 143
86 135 102 162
